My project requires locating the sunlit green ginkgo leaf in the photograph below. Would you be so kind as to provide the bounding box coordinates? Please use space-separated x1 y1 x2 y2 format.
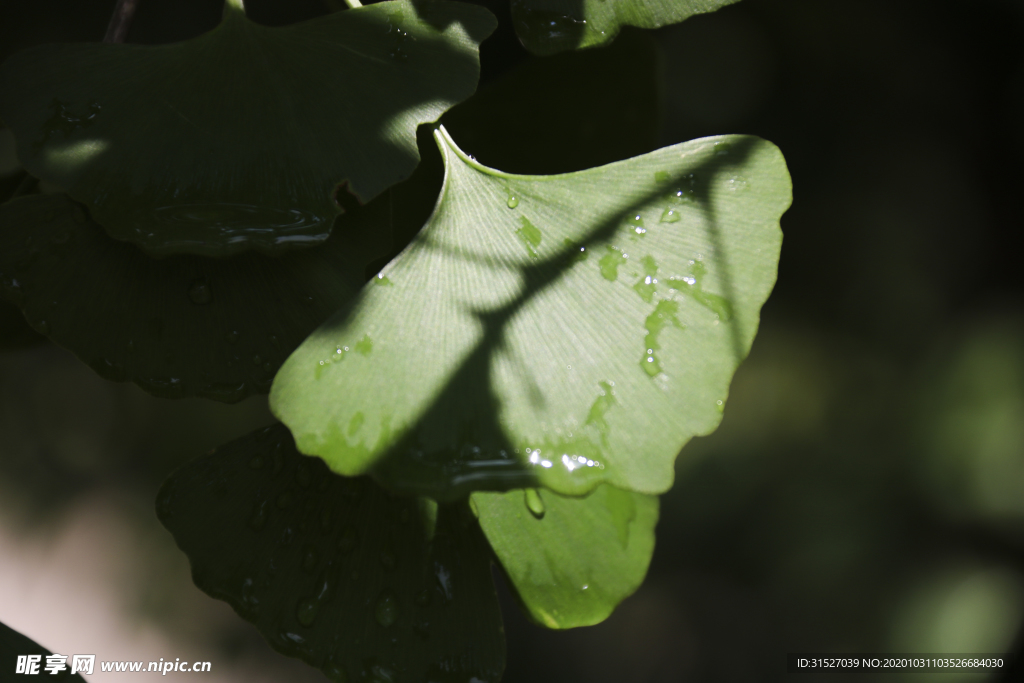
272 127 789 499
0 193 389 401
473 484 658 628
1 621 85 681
511 0 739 55
0 0 495 257
157 423 505 683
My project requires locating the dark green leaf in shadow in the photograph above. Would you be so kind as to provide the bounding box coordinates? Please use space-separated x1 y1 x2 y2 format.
1 621 85 682
0 299 43 350
271 127 790 499
156 423 505 683
511 0 739 56
443 29 663 175
0 193 388 401
0 0 496 257
472 484 658 628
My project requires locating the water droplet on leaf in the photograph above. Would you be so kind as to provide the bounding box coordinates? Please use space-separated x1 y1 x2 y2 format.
375 591 399 628
524 489 546 519
187 279 212 305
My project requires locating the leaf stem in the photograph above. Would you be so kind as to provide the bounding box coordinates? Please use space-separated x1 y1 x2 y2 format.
103 0 140 43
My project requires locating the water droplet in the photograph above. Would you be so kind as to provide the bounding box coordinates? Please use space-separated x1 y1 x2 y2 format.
347 412 365 437
515 216 542 258
641 301 685 377
324 654 349 683
325 655 350 679
375 591 399 628
506 194 519 209
716 399 725 413
599 246 627 281
375 273 393 286
380 550 396 571
659 207 681 223
561 238 588 263
654 170 670 182
187 279 212 305
240 577 260 615
435 563 454 603
338 526 357 553
354 334 373 356
297 597 318 627
524 489 546 519
632 255 658 303
628 213 645 233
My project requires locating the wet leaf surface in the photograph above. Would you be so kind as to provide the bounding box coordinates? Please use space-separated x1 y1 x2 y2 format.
272 127 789 499
473 484 658 628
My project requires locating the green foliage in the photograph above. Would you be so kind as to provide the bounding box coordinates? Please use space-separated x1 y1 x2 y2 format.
270 127 788 499
512 0 740 55
474 484 658 628
0 0 791 679
0 0 495 256
0 193 388 400
157 423 505 683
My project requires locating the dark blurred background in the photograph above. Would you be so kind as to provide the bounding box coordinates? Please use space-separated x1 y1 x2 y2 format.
1 0 1023 681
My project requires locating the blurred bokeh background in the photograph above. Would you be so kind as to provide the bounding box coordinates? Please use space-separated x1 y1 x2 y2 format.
2 0 1023 681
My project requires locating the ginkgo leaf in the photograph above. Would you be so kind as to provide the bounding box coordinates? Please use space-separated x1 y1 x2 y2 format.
0 193 387 402
472 484 658 628
0 0 495 257
157 423 505 683
271 126 790 500
1 621 85 681
511 0 739 55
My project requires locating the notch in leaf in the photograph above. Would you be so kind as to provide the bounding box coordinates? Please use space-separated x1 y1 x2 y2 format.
271 126 790 500
0 0 496 257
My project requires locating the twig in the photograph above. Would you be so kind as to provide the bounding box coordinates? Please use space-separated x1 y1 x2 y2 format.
103 0 140 44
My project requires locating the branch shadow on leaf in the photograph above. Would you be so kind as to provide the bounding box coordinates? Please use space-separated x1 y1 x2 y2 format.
369 135 757 500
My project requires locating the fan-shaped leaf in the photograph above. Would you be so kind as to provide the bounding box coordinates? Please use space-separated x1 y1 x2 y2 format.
0 193 387 401
0 0 496 257
512 0 739 55
157 423 505 683
473 485 658 628
271 127 789 499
